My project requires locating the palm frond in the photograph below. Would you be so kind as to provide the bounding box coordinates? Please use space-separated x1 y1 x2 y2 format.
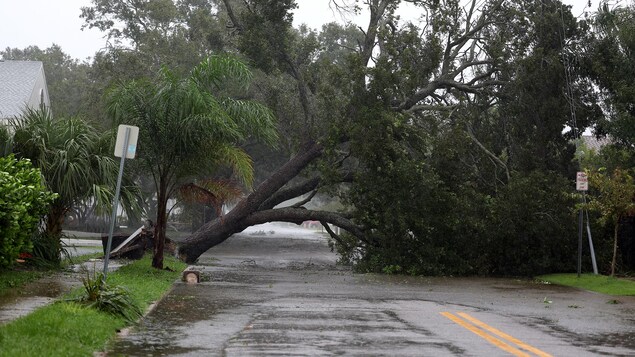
215 145 255 189
7 107 142 223
178 179 244 216
220 98 278 146
192 55 253 91
0 124 13 156
104 56 278 236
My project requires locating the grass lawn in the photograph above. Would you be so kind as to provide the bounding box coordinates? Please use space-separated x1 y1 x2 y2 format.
0 269 44 294
0 255 186 357
0 252 102 295
537 273 635 296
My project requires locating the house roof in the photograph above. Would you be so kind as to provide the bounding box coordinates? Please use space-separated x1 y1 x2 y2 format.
581 135 612 152
0 60 46 118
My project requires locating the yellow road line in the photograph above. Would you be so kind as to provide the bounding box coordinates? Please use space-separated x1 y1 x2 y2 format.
457 312 553 357
440 312 531 357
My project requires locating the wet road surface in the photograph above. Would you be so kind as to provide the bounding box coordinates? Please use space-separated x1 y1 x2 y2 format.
110 224 635 356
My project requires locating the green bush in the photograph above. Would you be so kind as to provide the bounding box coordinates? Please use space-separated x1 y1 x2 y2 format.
29 231 71 268
485 171 578 276
338 165 578 276
0 155 56 269
67 269 142 322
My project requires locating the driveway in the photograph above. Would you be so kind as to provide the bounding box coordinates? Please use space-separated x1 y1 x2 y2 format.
109 224 635 356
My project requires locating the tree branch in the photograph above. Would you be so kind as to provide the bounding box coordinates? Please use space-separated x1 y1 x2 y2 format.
241 207 371 245
292 189 318 208
320 220 354 251
466 123 510 181
221 0 243 32
259 176 321 210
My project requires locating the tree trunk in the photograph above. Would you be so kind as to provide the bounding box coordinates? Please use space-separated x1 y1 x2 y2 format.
153 182 168 269
178 141 326 262
44 203 67 262
611 223 619 276
46 204 67 238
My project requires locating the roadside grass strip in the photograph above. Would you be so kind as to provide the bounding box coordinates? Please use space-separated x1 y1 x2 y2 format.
0 255 186 357
0 270 43 294
537 274 635 296
440 312 552 357
0 252 101 295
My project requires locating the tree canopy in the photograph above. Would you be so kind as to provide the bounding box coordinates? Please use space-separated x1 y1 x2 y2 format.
106 55 277 269
5 0 633 275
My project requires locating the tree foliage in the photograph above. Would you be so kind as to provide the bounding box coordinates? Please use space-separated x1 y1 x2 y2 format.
106 55 277 269
13 0 633 276
0 155 56 269
317 0 592 275
3 107 140 262
587 168 635 275
82 0 227 78
588 1 635 147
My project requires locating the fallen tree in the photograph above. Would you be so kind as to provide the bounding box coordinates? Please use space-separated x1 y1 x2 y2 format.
177 0 512 263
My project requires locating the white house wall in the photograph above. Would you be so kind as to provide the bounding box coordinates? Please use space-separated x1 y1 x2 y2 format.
27 65 50 112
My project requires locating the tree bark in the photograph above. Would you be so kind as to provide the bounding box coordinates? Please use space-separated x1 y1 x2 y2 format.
152 180 168 269
46 204 67 238
611 222 619 276
44 203 67 262
178 141 327 262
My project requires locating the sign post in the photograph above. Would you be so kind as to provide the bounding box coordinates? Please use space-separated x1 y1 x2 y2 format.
575 172 598 276
576 171 588 191
103 125 139 279
576 172 587 277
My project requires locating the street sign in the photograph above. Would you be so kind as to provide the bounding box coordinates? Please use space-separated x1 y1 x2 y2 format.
104 124 139 279
576 171 588 191
114 125 139 158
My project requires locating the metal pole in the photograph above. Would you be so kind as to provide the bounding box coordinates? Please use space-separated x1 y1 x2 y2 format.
577 197 583 278
583 193 599 274
103 127 131 279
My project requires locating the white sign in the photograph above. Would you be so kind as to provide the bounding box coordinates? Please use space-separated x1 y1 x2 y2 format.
114 125 139 159
576 171 588 191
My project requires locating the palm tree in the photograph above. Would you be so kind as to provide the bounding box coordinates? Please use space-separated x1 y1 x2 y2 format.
4 107 140 261
106 55 277 269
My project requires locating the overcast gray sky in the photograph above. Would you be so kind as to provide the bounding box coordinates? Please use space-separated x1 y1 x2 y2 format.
0 0 596 61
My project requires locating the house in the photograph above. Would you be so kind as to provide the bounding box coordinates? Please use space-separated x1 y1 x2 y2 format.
581 134 612 152
0 60 50 125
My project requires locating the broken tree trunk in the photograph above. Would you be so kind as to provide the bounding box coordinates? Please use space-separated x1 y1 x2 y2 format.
178 141 325 262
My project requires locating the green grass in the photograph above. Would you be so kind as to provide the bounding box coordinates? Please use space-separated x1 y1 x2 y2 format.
0 302 125 357
0 269 44 293
537 273 635 296
0 255 186 356
0 252 102 295
63 252 103 267
107 255 187 311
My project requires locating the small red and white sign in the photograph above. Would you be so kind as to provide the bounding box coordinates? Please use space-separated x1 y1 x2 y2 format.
576 171 588 191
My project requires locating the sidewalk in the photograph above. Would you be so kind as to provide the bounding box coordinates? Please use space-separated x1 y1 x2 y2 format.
0 258 125 325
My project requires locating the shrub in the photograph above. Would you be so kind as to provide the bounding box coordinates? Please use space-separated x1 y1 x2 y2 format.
67 268 142 322
0 155 56 269
29 231 70 268
485 171 578 276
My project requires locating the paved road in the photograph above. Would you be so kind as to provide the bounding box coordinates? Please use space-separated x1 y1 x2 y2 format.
110 224 635 356
62 237 104 257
